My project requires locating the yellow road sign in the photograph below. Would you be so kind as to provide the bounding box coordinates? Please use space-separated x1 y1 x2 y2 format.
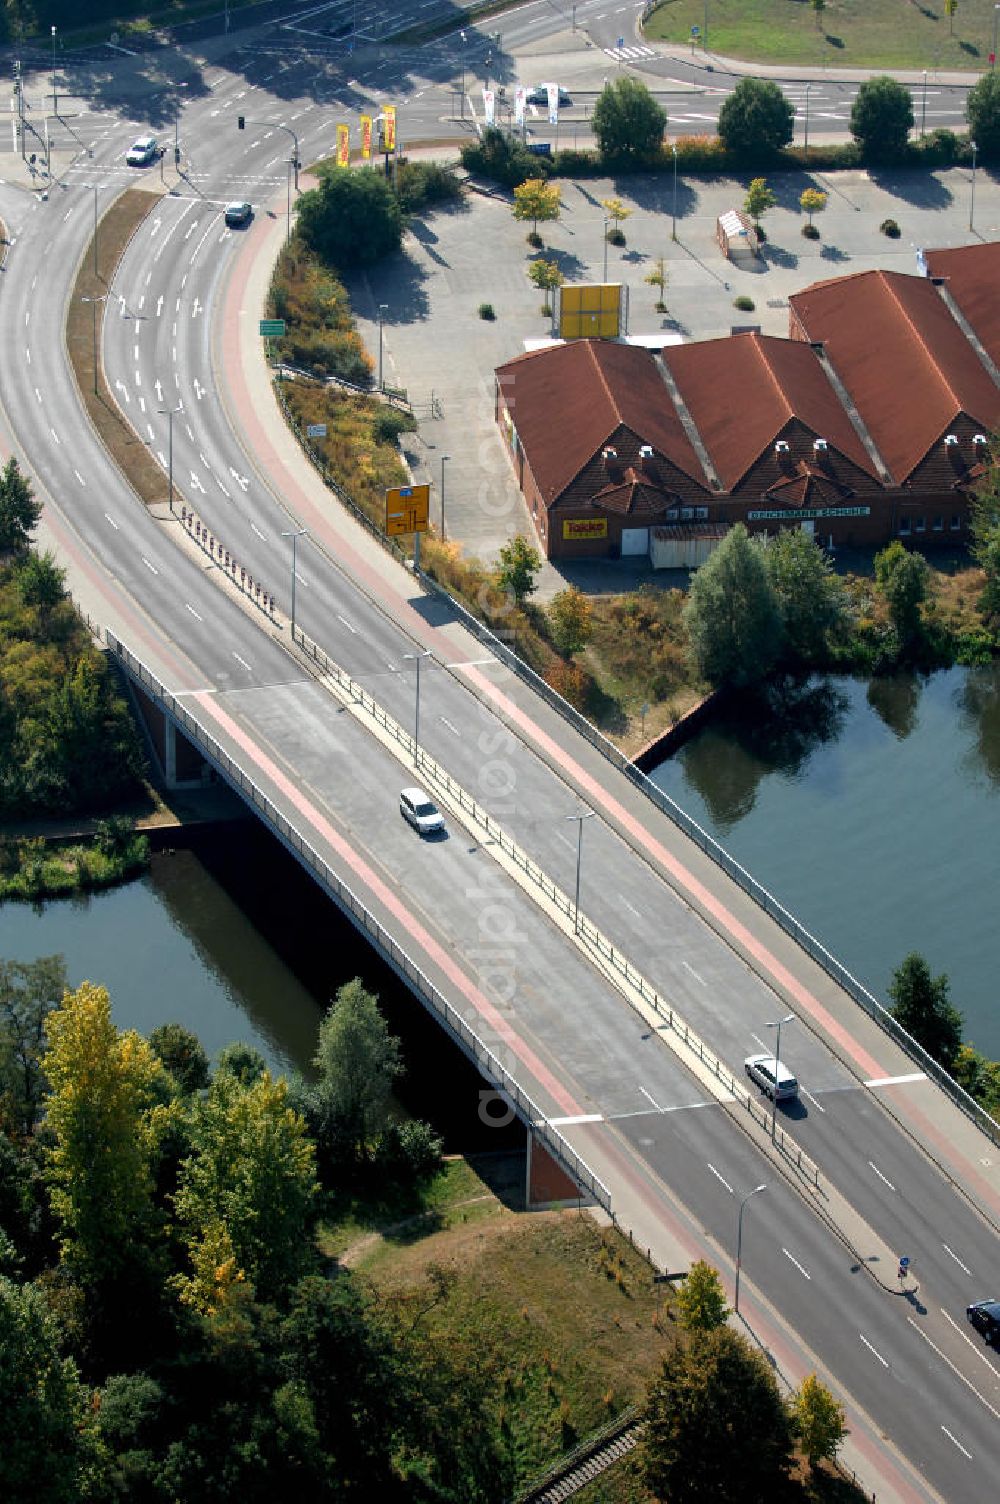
385 483 429 536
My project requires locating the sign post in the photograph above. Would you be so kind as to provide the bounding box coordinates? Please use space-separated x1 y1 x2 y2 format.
385 484 430 567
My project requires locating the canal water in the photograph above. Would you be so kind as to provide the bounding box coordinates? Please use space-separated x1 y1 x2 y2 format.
0 823 507 1150
648 665 1000 1058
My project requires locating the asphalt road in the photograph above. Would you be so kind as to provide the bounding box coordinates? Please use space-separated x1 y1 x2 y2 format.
0 12 996 1500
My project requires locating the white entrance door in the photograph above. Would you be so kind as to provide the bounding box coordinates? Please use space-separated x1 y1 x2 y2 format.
621 527 650 556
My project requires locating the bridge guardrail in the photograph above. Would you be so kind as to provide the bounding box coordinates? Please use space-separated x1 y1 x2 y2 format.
105 633 610 1212
290 626 821 1189
413 572 1000 1148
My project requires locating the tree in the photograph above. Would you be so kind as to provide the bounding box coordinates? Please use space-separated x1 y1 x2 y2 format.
683 525 784 688
0 457 42 555
718 78 794 158
173 1066 318 1309
874 539 929 646
215 1039 267 1086
970 443 1000 620
295 169 403 268
591 76 666 163
764 528 845 662
512 177 561 242
16 550 66 613
800 186 828 229
744 176 778 235
149 1023 210 1095
641 1325 795 1503
850 76 914 164
967 71 1000 161
0 1276 98 1504
793 1373 847 1470
527 257 564 313
601 195 632 244
888 953 963 1069
0 955 67 1136
42 982 168 1288
308 979 402 1171
548 585 593 657
644 255 667 311
496 534 542 606
674 1259 728 1332
945 0 958 35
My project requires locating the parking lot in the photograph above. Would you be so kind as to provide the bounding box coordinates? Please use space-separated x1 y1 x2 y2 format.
348 157 1000 597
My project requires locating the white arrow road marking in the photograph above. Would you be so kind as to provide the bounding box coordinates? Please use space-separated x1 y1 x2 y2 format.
193 379 205 399
146 424 154 441
191 299 202 319
49 428 60 446
150 216 162 236
156 295 163 317
115 380 130 405
34 387 43 403
154 379 163 402
189 474 205 494
199 453 210 469
157 451 167 468
233 653 252 672
229 467 249 491
138 397 146 413
185 424 194 441
141 556 158 574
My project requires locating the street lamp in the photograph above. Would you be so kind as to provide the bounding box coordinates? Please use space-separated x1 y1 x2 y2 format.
157 403 183 513
970 139 978 232
803 82 812 158
403 649 433 765
765 1013 794 1140
734 1184 767 1315
281 527 307 637
377 303 389 390
460 29 467 119
993 4 1000 70
671 142 678 240
440 453 451 540
566 808 595 935
602 216 609 282
920 70 928 138
51 26 57 115
80 294 108 394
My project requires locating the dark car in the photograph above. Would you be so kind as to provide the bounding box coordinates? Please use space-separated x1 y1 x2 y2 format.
224 200 253 228
526 85 572 108
967 1300 1000 1343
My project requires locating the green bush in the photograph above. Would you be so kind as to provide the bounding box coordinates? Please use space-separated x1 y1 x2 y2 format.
372 406 417 445
733 295 755 311
280 331 371 386
478 302 496 320
552 148 602 177
394 159 462 213
880 218 901 238
460 126 549 188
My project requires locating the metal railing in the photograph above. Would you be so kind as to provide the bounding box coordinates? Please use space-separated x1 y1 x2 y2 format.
414 572 1000 1148
104 631 610 1212
290 624 822 1190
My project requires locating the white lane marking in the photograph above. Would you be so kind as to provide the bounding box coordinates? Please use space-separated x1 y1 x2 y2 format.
865 1072 927 1088
139 397 146 414
156 294 163 318
34 387 43 403
859 1334 889 1368
782 1248 812 1280
620 896 642 920
638 1085 663 1112
707 1163 734 1194
138 295 144 311
250 522 267 541
907 1317 1000 1421
133 343 139 361
440 716 461 736
74 471 87 487
25 347 30 365
751 1031 768 1053
217 479 232 500
868 1161 896 1191
336 613 357 633
233 652 252 673
185 603 203 620
24 309 29 325
147 424 154 442
104 513 119 529
141 556 158 575
942 1243 973 1277
185 424 195 441
940 1427 972 1460
682 959 706 985
189 474 205 494
548 1113 604 1126
199 452 210 469
49 428 61 446
555 828 575 850
940 1310 1000 1377
800 1086 826 1113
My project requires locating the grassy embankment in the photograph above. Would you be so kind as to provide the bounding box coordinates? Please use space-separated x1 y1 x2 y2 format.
645 0 998 70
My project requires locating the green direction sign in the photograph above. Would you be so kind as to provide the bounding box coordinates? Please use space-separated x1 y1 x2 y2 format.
259 319 286 337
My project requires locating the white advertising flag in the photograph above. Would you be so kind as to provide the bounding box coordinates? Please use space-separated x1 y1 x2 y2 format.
483 88 495 125
546 82 560 125
514 86 526 126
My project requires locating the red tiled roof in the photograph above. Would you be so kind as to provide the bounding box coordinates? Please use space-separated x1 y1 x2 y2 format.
663 332 876 490
923 242 1000 374
789 269 1000 484
495 339 707 504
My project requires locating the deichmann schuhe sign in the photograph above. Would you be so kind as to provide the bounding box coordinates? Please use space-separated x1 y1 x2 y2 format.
747 506 872 522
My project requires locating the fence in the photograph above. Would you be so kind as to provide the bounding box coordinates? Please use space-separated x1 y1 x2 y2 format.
414 571 1000 1148
104 631 610 1213
290 623 822 1190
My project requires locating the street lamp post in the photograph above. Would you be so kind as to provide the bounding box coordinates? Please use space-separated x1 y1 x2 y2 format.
403 649 433 765
440 453 450 540
377 303 389 390
81 294 108 394
602 216 608 281
734 1184 767 1315
460 29 467 119
157 403 183 513
566 809 595 935
803 82 812 157
970 140 978 232
281 527 307 637
51 26 57 115
671 142 678 240
286 156 294 243
765 1013 794 1140
921 70 928 137
993 3 1000 70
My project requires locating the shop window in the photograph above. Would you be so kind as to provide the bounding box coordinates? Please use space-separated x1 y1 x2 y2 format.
898 516 911 535
914 517 926 534
680 506 694 521
932 515 944 532
950 515 962 531
695 506 709 520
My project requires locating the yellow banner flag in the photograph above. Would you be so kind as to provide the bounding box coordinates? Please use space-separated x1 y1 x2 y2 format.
383 104 396 153
360 114 372 161
336 124 350 167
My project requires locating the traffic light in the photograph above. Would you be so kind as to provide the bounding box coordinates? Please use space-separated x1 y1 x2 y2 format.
174 144 180 165
238 115 245 130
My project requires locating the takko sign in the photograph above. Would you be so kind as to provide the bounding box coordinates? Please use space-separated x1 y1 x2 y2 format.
563 518 608 540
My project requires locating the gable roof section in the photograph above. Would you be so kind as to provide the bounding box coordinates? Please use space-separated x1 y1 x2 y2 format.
923 242 1000 374
662 332 876 491
789 269 1000 484
495 339 706 504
